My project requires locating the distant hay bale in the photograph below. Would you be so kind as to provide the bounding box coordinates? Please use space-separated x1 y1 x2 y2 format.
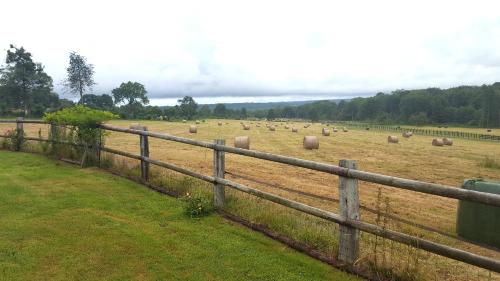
366 127 370 130
487 129 492 132
284 125 290 129
303 136 319 150
402 131 413 138
218 122 222 126
256 124 260 127
387 136 399 143
343 127 348 132
243 124 250 130
195 120 200 124
292 127 298 132
130 124 147 131
443 138 453 146
269 126 276 131
182 120 187 123
326 124 330 126
432 138 444 146
189 125 197 133
322 128 330 136
333 128 338 132
234 136 250 149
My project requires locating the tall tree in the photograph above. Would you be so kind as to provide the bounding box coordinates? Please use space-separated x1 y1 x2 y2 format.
112 82 149 119
112 82 149 105
177 96 198 120
0 45 55 115
64 52 95 103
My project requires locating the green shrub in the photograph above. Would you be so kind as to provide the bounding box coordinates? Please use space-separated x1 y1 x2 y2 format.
43 105 118 166
1 129 24 151
182 190 214 218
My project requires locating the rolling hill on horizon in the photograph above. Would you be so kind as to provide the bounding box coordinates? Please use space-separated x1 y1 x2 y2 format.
160 99 349 111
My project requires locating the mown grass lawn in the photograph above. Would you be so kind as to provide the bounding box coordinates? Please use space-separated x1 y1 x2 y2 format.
0 151 358 281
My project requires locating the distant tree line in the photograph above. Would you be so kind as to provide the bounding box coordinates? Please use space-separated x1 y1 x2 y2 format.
1 45 499 127
258 86 500 127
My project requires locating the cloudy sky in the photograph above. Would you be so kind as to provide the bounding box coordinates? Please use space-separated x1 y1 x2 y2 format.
1 0 500 105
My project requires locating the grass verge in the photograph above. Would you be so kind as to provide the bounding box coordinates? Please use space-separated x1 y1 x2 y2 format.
0 150 358 281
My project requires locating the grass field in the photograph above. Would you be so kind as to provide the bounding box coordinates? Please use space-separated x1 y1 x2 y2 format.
1 119 499 280
0 151 359 281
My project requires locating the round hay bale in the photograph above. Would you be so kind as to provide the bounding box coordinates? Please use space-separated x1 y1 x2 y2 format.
365 127 370 130
402 131 413 138
182 120 187 123
387 136 399 143
303 136 319 150
269 126 276 131
234 136 250 149
256 124 260 127
343 127 348 132
443 138 453 146
292 127 298 132
284 125 290 129
189 125 197 133
322 128 330 136
487 129 492 132
129 123 140 129
333 128 338 132
432 138 444 146
326 124 330 126
218 122 223 126
243 124 250 130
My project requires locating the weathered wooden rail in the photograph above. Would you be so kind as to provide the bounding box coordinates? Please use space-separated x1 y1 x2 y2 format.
1 118 499 273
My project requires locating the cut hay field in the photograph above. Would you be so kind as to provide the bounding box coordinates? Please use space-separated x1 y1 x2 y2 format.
1 119 499 280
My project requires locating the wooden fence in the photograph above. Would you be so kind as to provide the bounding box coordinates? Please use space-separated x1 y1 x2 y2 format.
334 121 500 142
1 118 500 273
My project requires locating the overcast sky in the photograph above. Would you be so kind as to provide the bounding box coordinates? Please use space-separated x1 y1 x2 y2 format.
1 0 500 105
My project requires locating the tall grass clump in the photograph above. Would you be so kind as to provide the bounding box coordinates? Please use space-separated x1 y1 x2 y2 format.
480 156 500 169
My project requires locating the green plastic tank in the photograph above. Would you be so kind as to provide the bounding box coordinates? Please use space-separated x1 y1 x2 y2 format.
456 179 500 248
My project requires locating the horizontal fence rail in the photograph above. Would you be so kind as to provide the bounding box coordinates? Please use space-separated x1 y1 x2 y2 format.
1 119 499 274
335 121 500 142
101 124 500 207
0 119 47 124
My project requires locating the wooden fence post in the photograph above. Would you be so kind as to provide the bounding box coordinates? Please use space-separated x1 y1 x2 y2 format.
15 117 24 151
338 159 360 264
130 124 149 181
49 123 59 155
213 139 225 207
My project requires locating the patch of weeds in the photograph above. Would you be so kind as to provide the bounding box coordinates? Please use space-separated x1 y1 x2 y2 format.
182 190 214 218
